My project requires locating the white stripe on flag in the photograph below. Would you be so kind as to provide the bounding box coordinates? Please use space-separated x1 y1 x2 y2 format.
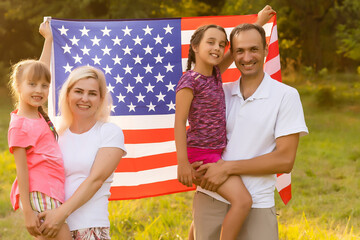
275 173 291 191
269 24 278 45
125 141 175 158
112 165 177 186
264 54 281 75
108 114 175 130
52 114 176 130
181 24 273 45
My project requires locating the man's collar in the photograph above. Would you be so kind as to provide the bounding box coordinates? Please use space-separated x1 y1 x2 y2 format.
231 72 271 100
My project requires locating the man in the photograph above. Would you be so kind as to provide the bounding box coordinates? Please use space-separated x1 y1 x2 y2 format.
192 23 309 240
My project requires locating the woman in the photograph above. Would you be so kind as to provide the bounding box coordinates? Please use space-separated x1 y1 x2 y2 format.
37 21 126 240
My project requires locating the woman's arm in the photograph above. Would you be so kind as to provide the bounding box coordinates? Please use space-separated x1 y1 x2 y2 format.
13 147 41 237
39 20 53 68
174 88 195 187
38 147 125 238
218 5 276 73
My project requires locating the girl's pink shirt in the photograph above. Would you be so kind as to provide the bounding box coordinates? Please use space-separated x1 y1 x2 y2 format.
8 110 65 210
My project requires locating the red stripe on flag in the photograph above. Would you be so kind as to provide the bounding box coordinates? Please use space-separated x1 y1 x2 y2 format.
182 44 190 59
181 15 258 30
270 69 282 82
123 128 174 144
109 179 195 200
266 40 279 62
222 68 241 83
115 152 177 172
278 184 291 205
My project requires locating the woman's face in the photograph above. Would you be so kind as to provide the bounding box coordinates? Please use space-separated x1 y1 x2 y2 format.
67 77 101 121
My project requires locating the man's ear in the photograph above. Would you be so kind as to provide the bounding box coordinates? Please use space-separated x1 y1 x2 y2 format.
264 44 269 57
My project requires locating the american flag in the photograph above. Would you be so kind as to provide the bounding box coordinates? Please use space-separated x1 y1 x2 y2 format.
48 14 291 205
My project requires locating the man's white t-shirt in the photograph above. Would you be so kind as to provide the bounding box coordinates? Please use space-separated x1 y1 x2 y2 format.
59 121 126 231
198 73 308 208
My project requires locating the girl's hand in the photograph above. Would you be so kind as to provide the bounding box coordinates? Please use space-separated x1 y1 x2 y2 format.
177 162 195 187
198 159 229 192
23 209 41 237
39 20 53 40
38 208 66 238
256 5 276 26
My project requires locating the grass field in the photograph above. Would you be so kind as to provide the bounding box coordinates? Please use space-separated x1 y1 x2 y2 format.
0 73 359 239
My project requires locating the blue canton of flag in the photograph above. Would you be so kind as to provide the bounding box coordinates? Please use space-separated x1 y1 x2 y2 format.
50 18 182 116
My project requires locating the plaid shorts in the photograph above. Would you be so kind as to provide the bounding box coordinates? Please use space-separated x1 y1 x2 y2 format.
29 191 62 213
71 227 111 240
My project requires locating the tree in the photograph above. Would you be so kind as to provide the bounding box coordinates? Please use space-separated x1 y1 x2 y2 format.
335 0 360 62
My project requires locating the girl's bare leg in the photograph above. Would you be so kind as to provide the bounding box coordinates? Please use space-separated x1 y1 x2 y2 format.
217 175 252 240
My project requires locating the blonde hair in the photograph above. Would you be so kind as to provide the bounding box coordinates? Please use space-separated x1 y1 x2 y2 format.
57 65 111 134
9 59 58 139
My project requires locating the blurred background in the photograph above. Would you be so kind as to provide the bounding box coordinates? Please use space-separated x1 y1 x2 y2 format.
0 0 359 80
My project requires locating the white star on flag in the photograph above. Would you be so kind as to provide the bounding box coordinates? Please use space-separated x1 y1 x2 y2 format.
79 26 90 36
58 25 69 35
112 36 122 46
69 36 80 45
101 26 111 36
122 26 132 36
91 55 101 65
114 74 123 84
107 83 115 93
163 24 174 34
112 55 122 65
73 54 82 63
80 45 90 55
116 93 126 103
146 102 156 111
62 44 71 54
63 63 73 73
91 36 101 46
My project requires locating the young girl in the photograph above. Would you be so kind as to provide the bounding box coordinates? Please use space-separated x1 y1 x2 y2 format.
8 59 72 240
175 7 275 240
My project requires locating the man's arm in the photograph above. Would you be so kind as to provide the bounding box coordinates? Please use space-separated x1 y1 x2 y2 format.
198 133 300 191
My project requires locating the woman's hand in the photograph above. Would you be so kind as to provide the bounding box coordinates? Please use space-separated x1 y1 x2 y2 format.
23 209 41 237
256 5 276 26
38 208 66 238
39 20 53 40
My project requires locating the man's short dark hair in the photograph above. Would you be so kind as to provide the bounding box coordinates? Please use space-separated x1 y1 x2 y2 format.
229 23 266 51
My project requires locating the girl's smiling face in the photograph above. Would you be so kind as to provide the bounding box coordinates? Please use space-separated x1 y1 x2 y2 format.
193 28 227 70
18 76 50 111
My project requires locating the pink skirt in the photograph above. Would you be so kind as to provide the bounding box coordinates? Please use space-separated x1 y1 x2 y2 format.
187 147 223 164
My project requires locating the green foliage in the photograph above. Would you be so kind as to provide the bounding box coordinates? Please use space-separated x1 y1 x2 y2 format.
335 0 360 61
1 0 360 80
315 85 335 107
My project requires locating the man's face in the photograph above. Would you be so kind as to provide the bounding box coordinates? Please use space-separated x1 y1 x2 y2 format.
231 29 268 79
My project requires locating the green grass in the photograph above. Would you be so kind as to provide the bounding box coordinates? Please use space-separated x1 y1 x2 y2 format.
0 73 360 239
